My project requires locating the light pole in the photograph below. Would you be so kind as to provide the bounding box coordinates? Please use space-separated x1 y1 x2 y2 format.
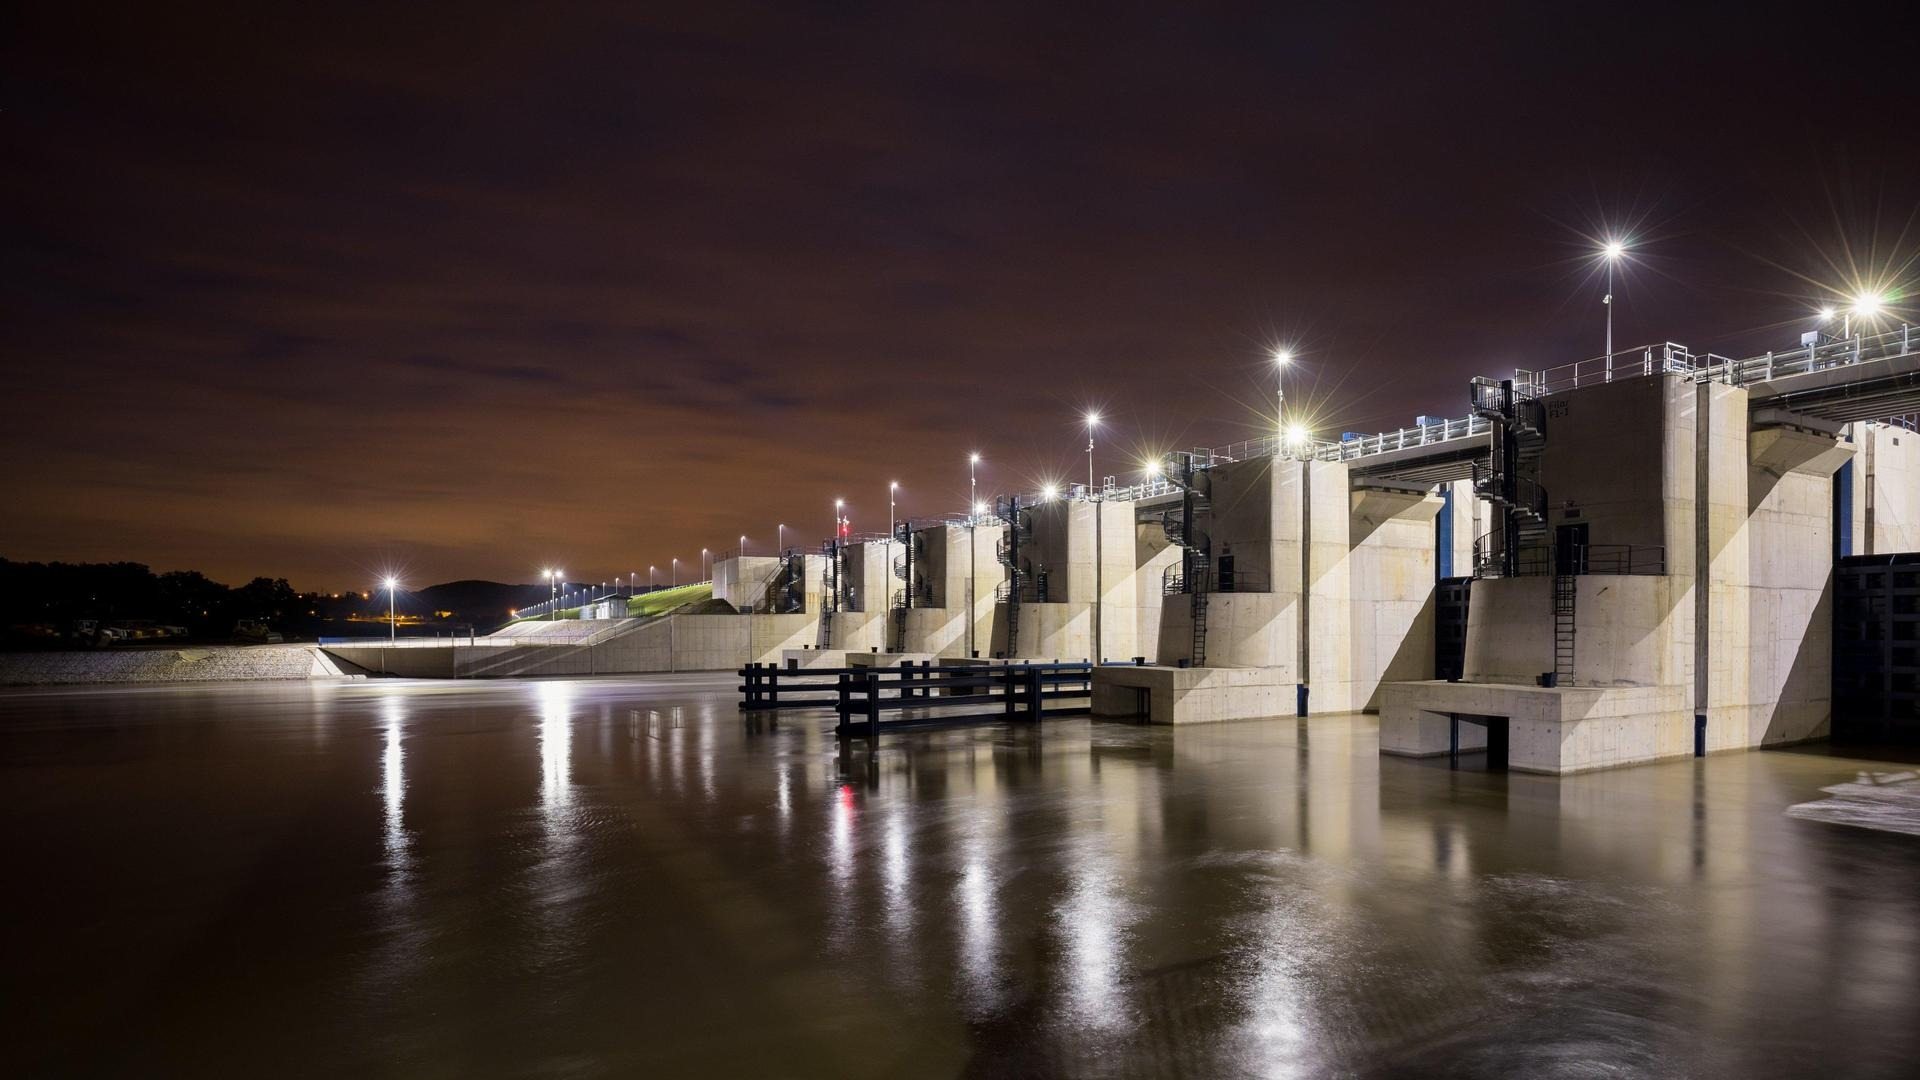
969 452 980 518
834 498 844 541
1602 239 1625 361
1085 413 1100 496
545 569 561 620
384 577 398 643
701 547 710 581
777 523 786 553
1272 349 1292 447
649 564 657 588
671 557 679 587
889 481 899 539
740 533 748 558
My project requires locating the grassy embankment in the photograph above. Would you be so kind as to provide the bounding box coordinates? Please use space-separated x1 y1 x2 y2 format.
506 582 715 626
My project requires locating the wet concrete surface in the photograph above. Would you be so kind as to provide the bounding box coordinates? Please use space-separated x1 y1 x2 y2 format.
4 673 1919 1078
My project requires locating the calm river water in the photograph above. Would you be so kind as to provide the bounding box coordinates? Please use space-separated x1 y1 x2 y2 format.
3 674 1918 1077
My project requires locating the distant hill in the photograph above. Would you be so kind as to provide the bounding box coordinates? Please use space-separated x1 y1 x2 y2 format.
414 580 551 620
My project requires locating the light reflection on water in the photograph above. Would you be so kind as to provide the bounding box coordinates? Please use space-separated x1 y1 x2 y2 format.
6 675 1920 1078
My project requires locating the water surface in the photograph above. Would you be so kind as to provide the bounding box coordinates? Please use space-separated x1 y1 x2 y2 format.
4 675 1918 1077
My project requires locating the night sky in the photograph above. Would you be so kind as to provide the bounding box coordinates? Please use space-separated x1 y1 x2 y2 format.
7 3 1918 591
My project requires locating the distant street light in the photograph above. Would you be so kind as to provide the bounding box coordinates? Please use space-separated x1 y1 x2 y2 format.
889 481 899 540
1601 239 1627 361
834 498 845 542
777 523 786 553
649 564 657 588
969 453 980 519
701 547 710 580
384 577 399 643
740 533 748 558
543 568 562 621
671 557 679 587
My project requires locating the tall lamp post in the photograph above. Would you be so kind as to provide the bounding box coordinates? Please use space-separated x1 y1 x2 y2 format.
740 533 748 558
969 453 980 519
889 482 899 538
544 569 562 621
671 557 679 587
701 547 710 581
384 577 399 643
1272 349 1292 449
777 523 786 553
1602 239 1626 361
834 498 844 541
1084 413 1100 496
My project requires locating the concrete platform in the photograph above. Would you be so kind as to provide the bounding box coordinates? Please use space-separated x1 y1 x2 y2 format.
1379 680 1690 774
1092 664 1295 725
845 651 937 668
778 648 852 669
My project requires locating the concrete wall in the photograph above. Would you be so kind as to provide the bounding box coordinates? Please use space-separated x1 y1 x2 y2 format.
1149 456 1449 713
1860 422 1920 553
840 541 892 613
1539 375 1690 555
713 556 783 611
1465 574 1688 689
1413 373 1856 766
1345 486 1444 710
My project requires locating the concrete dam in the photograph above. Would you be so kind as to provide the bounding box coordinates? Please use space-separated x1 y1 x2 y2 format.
323 325 1920 774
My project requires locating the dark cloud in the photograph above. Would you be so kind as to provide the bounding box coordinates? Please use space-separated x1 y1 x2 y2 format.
4 2 1919 589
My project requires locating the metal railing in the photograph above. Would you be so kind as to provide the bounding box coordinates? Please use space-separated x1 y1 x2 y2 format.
1692 322 1919 389
512 584 629 621
1162 565 1272 595
1518 341 1719 396
1478 543 1667 579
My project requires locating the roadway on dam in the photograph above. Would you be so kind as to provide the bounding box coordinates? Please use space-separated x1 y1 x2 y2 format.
4 674 1919 1077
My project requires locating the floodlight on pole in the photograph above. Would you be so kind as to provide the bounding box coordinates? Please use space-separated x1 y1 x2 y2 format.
1085 412 1100 496
890 481 899 539
1601 239 1626 362
384 577 399 643
1839 291 1887 338
1272 348 1293 447
969 453 980 520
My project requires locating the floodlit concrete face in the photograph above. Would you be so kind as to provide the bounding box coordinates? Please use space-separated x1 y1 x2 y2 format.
1345 485 1444 710
1091 664 1295 724
1465 575 1688 688
1380 681 1689 773
1160 456 1300 672
1539 374 1695 564
1147 456 1448 715
1859 422 1920 553
839 541 892 613
1388 371 1877 772
713 556 782 611
990 498 1170 663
